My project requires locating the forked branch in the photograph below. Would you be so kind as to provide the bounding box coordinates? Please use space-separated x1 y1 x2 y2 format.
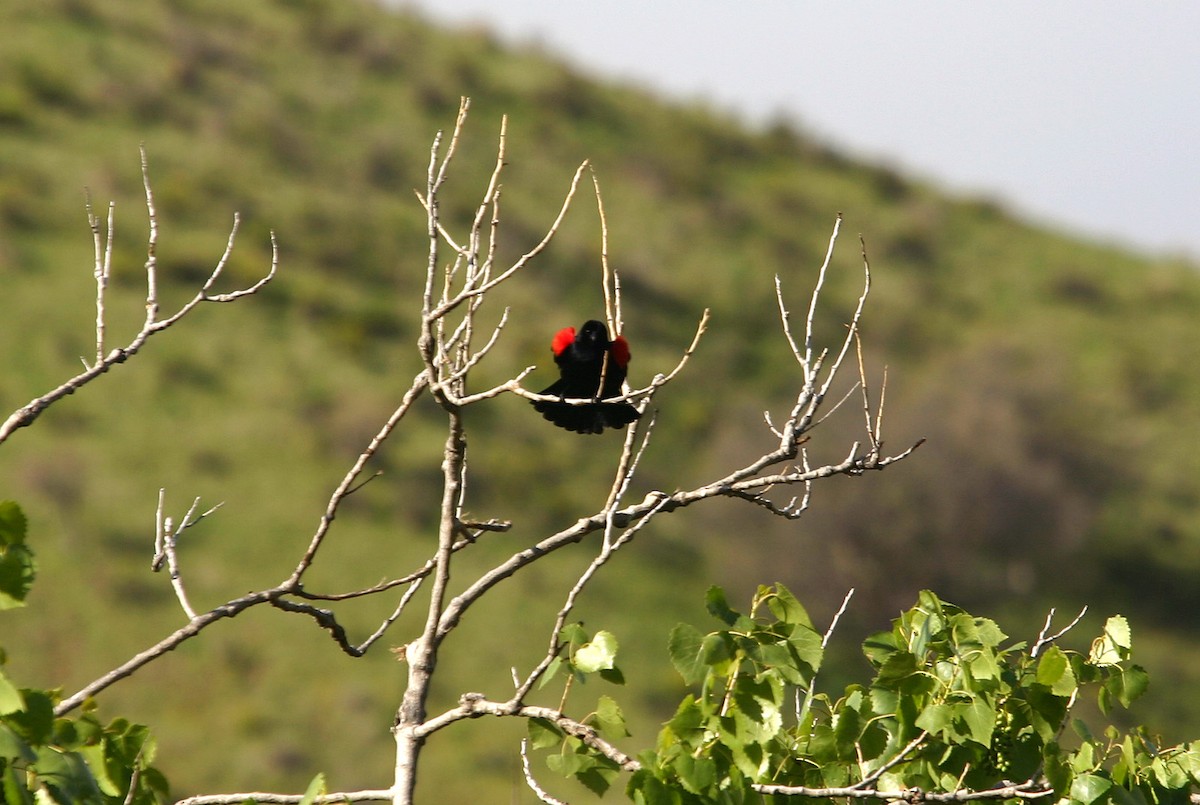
0 150 278 446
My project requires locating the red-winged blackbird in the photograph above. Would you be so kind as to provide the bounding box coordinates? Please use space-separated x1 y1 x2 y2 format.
532 320 641 434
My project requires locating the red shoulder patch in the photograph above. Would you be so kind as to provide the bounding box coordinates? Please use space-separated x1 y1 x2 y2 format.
610 335 631 368
551 327 576 356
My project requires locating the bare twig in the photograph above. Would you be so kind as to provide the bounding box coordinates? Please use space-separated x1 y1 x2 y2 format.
857 730 928 788
593 169 620 336
823 588 855 649
1031 605 1089 658
86 193 115 367
151 490 222 620
415 693 639 772
856 331 879 455
751 780 1054 801
0 160 278 446
286 371 430 585
423 160 590 326
55 588 279 716
804 213 843 377
141 145 160 325
521 739 570 805
175 790 395 805
514 492 670 704
797 588 857 724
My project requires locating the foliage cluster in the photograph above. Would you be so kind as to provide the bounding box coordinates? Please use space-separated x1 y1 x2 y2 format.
5 487 1200 804
536 585 1200 805
2 501 168 804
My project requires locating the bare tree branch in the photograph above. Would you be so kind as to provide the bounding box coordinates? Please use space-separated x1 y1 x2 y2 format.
37 103 927 805
521 739 571 805
175 790 395 805
151 490 222 620
414 693 639 772
1031 605 1090 658
0 154 278 446
55 588 279 716
751 780 1055 801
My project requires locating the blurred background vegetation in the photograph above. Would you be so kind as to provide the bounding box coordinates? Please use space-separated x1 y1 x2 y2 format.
2 0 1199 801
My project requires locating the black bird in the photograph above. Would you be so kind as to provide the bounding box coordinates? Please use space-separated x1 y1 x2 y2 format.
532 320 641 434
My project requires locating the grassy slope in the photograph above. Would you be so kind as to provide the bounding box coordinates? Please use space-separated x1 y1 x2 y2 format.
2 0 1200 799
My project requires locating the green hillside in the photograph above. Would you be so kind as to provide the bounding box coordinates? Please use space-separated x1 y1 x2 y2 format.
3 0 1200 800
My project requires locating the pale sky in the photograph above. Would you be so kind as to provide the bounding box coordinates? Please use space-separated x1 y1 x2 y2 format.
402 1 1199 260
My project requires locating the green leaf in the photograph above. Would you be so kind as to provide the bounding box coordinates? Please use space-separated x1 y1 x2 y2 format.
1044 741 1070 795
1097 685 1112 717
6 690 53 744
874 650 920 686
298 772 327 805
666 696 705 744
667 624 706 685
628 768 680 805
949 613 983 647
1026 685 1070 740
34 745 101 803
1038 646 1078 696
593 695 629 740
788 623 824 677
960 697 996 745
862 630 899 666
833 703 864 757
908 591 948 656
1070 772 1113 805
1179 740 1200 781
576 758 619 797
1090 616 1131 665
1072 718 1096 744
915 703 953 738
1150 755 1189 788
0 669 25 715
966 645 1001 681
0 724 35 763
2 763 34 805
758 625 822 685
699 633 734 674
559 623 588 648
1114 735 1137 784
0 502 34 609
731 678 784 743
140 766 171 798
973 617 1008 648
574 630 617 673
0 503 27 546
79 743 121 797
1037 646 1067 685
704 586 739 626
868 686 897 719
1071 741 1097 774
728 727 768 778
547 747 585 777
528 717 563 750
538 657 564 688
1107 665 1149 708
765 583 814 630
671 752 716 795
1104 616 1131 649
